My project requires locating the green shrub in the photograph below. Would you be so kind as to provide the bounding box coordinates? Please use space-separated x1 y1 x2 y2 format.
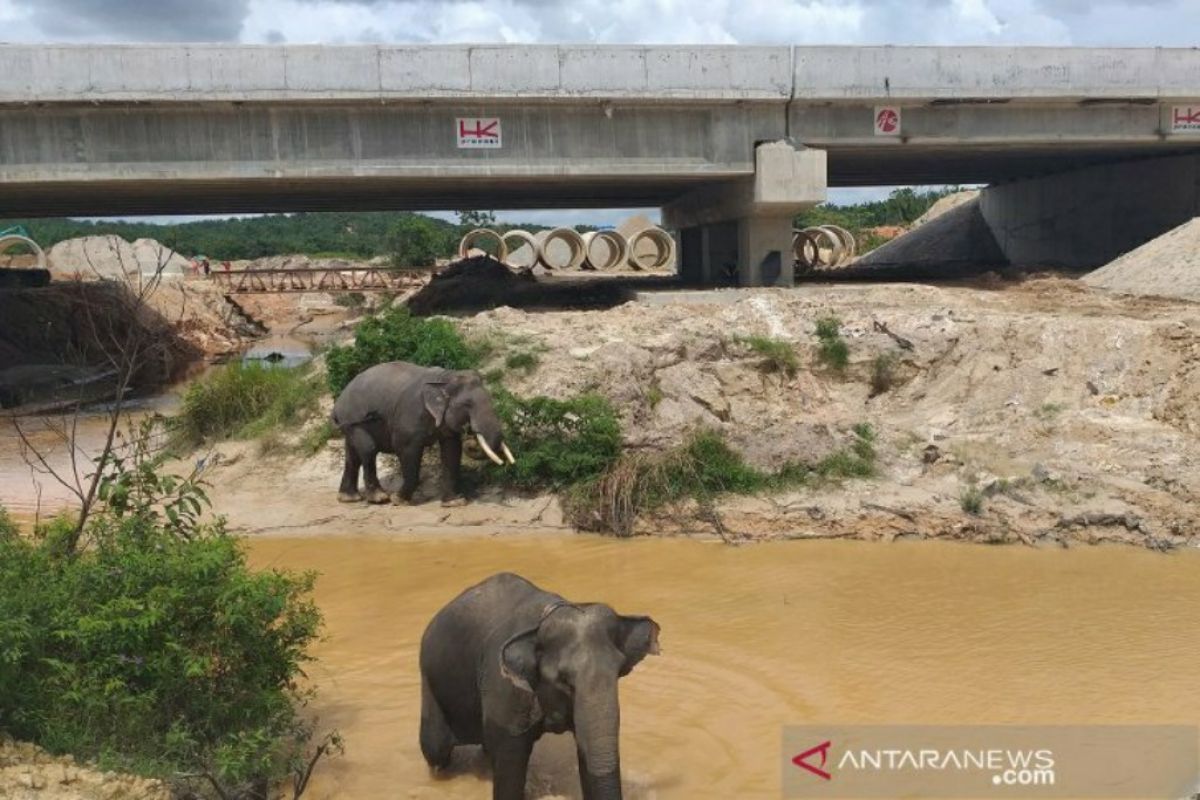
960 486 985 515
0 433 333 797
333 291 366 308
489 391 622 490
814 316 850 371
325 306 482 395
174 361 323 448
568 425 876 536
735 335 799 377
297 419 339 457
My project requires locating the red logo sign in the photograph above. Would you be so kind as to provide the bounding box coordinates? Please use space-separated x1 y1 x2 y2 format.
1171 106 1200 133
456 117 502 149
793 740 833 780
874 107 900 135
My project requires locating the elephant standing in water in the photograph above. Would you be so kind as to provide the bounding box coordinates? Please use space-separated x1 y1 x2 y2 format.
420 573 661 800
331 361 514 505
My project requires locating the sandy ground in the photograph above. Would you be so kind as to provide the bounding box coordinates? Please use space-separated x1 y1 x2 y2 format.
0 740 168 800
190 276 1200 550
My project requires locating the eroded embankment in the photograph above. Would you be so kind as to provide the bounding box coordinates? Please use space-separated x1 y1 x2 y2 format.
197 278 1200 549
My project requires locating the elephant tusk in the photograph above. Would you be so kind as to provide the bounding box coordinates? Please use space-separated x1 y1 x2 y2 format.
477 433 505 466
501 442 516 465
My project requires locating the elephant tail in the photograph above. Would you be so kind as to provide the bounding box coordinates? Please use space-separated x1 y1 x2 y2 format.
331 409 382 431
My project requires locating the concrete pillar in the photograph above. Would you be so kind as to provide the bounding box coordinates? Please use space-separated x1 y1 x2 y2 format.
664 141 826 287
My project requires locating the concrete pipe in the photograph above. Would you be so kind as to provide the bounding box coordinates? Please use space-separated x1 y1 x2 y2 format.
538 227 587 271
627 226 675 271
0 234 46 270
801 226 844 269
581 230 629 271
457 228 508 262
792 229 820 274
501 229 540 270
824 224 857 262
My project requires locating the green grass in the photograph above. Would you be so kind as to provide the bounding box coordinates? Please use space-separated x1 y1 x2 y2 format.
173 361 324 448
814 316 850 371
646 384 664 409
735 335 800 377
1035 402 1066 421
296 419 340 457
567 425 876 536
504 351 540 373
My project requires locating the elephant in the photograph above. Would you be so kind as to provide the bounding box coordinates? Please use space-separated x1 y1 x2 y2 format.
330 361 514 505
419 572 661 800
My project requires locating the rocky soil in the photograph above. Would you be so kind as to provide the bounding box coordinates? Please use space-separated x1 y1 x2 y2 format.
196 276 1200 550
0 740 167 800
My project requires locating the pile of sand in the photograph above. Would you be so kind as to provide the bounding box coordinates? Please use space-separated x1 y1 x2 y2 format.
1083 217 1200 302
47 236 189 280
0 739 168 800
911 189 981 229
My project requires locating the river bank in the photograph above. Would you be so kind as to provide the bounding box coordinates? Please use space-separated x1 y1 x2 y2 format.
188 277 1200 549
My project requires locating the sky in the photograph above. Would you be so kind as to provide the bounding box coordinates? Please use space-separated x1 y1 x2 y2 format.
4 0 1196 225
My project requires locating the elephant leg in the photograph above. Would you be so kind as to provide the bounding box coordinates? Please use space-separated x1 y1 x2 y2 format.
361 451 389 504
438 435 463 505
419 676 455 770
337 439 362 503
486 734 533 800
395 442 424 504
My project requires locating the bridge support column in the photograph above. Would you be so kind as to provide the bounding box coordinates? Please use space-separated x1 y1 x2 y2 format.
664 141 826 287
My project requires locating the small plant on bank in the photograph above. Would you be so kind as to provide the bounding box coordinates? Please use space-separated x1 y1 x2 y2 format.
1035 402 1066 421
174 361 324 448
960 485 985 515
568 424 877 536
325 306 484 395
870 352 898 396
504 350 540 373
814 316 850 371
734 335 800 377
332 291 366 309
646 384 664 409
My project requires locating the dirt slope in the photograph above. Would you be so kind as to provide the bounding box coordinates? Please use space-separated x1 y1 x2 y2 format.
1084 217 1200 302
198 278 1200 549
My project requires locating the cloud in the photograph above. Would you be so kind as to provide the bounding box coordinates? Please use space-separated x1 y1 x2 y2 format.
16 0 249 41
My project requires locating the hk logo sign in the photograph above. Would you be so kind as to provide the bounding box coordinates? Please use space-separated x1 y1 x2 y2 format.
457 117 502 149
1171 106 1200 134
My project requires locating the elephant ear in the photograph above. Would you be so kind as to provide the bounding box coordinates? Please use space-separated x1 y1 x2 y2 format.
500 628 540 693
617 615 661 676
421 383 450 426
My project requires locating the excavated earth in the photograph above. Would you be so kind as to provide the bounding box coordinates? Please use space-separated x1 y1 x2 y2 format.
0 740 168 800
197 276 1200 550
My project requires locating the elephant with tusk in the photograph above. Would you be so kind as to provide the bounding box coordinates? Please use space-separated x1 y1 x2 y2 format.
331 361 514 506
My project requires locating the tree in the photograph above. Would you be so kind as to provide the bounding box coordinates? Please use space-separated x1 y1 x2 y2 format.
456 209 497 230
389 215 444 268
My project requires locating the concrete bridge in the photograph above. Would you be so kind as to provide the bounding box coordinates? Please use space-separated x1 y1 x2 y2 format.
3 44 1200 285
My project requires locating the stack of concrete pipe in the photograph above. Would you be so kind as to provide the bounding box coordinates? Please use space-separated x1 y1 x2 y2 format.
457 227 674 272
793 225 856 273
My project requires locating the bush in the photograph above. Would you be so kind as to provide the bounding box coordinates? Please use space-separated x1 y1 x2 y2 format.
960 486 985 515
489 391 623 490
325 306 482 395
174 361 323 448
333 291 366 308
870 352 898 396
389 215 445 268
735 335 799 377
568 425 877 536
0 433 333 798
504 351 539 372
814 316 850 371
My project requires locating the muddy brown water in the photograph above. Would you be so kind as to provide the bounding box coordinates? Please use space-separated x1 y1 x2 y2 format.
247 534 1200 799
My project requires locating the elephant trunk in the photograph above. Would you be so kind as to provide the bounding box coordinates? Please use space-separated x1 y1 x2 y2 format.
469 402 514 465
574 672 623 799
